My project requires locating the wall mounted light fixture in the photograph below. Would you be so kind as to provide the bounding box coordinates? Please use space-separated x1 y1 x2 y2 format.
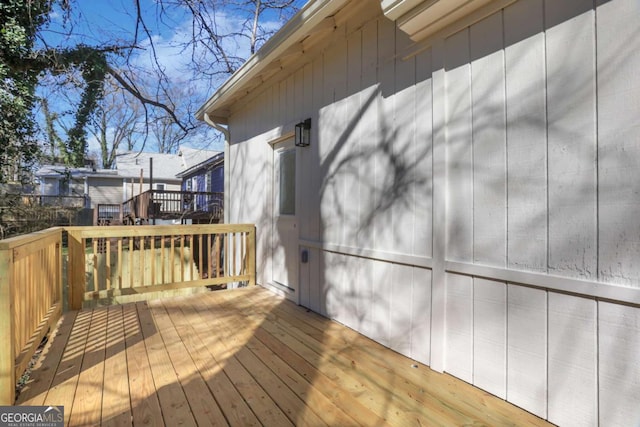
295 118 311 147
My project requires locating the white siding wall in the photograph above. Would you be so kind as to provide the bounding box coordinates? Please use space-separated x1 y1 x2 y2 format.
440 0 640 423
225 0 640 424
88 178 123 207
41 178 58 196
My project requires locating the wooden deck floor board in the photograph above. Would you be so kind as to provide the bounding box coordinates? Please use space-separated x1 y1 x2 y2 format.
41 309 93 426
190 291 334 427
148 301 229 426
280 294 537 426
253 288 535 426
70 307 109 426
101 306 132 427
212 290 392 427
214 294 400 425
17 286 552 426
175 297 295 427
243 290 479 426
209 292 362 426
16 310 78 407
123 303 163 427
236 290 456 426
137 302 197 427
159 298 262 427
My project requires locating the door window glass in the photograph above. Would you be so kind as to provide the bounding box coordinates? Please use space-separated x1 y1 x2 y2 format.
279 149 295 215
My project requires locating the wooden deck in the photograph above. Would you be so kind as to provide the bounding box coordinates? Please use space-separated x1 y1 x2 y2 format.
17 286 551 426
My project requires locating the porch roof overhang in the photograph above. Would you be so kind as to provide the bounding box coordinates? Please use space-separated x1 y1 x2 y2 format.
196 0 500 124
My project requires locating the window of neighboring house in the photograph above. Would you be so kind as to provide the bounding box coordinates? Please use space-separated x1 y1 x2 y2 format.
153 183 166 191
206 173 212 192
58 178 69 196
185 178 192 191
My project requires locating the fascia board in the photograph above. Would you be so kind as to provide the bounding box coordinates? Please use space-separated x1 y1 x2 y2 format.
380 0 432 21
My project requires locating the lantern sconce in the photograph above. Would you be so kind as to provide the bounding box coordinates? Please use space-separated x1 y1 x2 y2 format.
295 118 311 147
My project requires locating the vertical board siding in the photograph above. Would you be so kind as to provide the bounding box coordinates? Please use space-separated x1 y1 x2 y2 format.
343 31 362 249
340 253 361 331
548 293 597 426
322 250 341 318
357 19 381 252
228 138 271 288
414 48 434 259
309 56 324 241
546 0 597 280
391 28 417 256
370 259 392 347
299 64 315 242
410 268 432 365
507 285 547 418
319 41 346 247
472 279 507 399
598 301 640 425
445 29 473 263
504 0 547 273
469 12 507 268
356 254 376 340
308 247 322 314
299 245 310 309
372 17 397 254
223 0 640 425
444 273 473 383
389 264 413 355
596 0 640 287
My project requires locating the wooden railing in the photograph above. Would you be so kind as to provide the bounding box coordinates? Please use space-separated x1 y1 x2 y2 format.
67 223 255 309
17 194 87 208
95 203 123 224
0 228 63 405
0 223 255 404
123 190 223 222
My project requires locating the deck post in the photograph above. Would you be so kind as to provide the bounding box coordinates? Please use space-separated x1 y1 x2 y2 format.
0 246 15 405
247 226 256 286
56 233 63 312
67 230 86 310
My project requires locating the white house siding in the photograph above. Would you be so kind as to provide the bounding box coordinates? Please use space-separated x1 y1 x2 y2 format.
440 0 640 423
87 178 125 207
224 0 640 424
41 178 58 196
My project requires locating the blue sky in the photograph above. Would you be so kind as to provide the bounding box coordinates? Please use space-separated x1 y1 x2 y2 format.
44 0 304 79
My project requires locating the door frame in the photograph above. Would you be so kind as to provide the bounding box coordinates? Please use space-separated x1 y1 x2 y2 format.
269 135 299 303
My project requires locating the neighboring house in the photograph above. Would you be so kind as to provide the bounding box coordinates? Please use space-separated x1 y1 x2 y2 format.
197 0 640 425
36 164 118 208
176 151 224 222
115 148 217 201
36 147 218 209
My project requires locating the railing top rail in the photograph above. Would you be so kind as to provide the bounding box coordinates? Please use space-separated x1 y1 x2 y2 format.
0 227 63 250
123 190 223 203
65 223 253 238
153 190 223 194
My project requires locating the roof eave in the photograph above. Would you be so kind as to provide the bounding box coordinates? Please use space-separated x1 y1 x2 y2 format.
196 0 349 122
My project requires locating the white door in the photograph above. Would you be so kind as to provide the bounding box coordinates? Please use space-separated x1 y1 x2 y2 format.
272 139 298 301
